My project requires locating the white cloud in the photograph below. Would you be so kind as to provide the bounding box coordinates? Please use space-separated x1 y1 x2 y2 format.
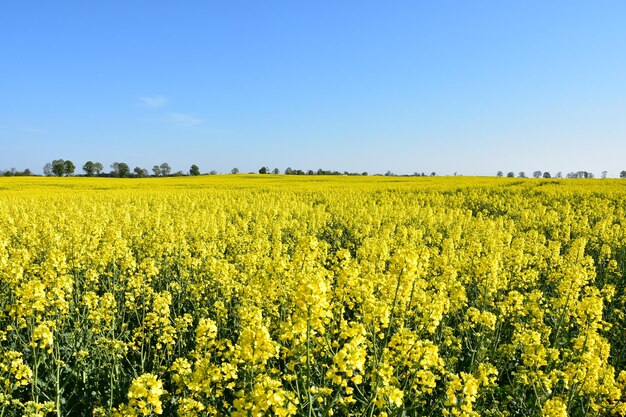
140 95 168 109
19 126 42 133
165 112 203 126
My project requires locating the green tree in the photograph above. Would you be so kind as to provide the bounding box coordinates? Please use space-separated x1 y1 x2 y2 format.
160 163 171 176
152 165 161 176
621 170 626 178
51 159 66 176
64 160 75 176
231 168 239 174
134 167 148 177
83 161 98 176
497 171 503 177
259 166 269 174
111 162 130 178
506 172 515 178
189 164 200 176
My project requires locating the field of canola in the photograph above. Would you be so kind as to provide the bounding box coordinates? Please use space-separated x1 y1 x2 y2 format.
1 175 626 417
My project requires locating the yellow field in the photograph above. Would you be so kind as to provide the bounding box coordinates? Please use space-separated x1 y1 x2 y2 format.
1 176 625 417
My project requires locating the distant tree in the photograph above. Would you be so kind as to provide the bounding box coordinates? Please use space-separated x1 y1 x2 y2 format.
63 160 75 176
152 165 161 176
555 172 562 178
601 171 607 179
189 164 200 176
518 172 526 178
533 171 542 178
506 172 515 178
621 170 626 178
209 170 218 175
22 168 32 176
173 170 184 176
43 162 53 176
83 161 97 176
231 168 239 174
111 162 130 178
259 166 269 174
543 172 551 178
134 167 148 177
307 170 315 175
160 163 171 176
51 159 66 177
497 171 503 177
272 168 280 174
284 167 293 175
362 172 368 176
385 171 393 176
431 172 436 176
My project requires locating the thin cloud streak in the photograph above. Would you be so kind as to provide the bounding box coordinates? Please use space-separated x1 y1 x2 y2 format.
164 112 203 126
19 127 43 133
140 95 168 109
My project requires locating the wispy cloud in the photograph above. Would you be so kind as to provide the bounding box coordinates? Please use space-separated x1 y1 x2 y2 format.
140 95 168 109
19 126 43 133
165 112 203 126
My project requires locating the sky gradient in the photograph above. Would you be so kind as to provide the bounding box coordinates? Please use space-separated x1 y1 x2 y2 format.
2 1 625 176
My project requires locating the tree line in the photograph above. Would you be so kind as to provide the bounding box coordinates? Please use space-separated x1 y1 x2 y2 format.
1 161 625 178
496 170 622 179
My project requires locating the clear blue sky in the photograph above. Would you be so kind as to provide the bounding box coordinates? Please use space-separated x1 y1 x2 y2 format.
1 1 625 176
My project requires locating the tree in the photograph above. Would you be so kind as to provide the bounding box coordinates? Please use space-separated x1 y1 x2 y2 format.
64 160 75 176
231 167 239 174
51 159 65 177
507 172 515 178
518 172 526 178
533 171 542 178
601 171 607 179
134 167 148 177
152 165 161 177
160 163 171 176
83 161 96 176
209 170 218 175
111 162 130 178
43 162 53 176
259 166 269 174
555 172 562 178
272 168 280 174
497 171 503 177
284 167 293 175
543 172 551 178
430 172 436 176
621 171 626 178
189 164 200 176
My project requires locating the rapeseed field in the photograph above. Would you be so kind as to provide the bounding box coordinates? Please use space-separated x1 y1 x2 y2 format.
1 175 625 417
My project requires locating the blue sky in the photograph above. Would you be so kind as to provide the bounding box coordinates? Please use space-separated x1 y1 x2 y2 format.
1 1 625 176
